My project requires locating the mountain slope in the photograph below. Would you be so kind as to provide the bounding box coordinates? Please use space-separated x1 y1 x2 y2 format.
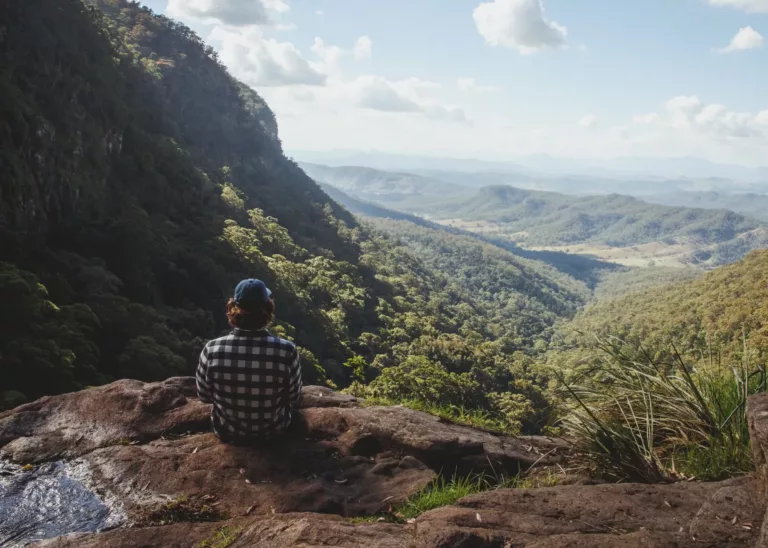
644 191 768 222
559 249 768 363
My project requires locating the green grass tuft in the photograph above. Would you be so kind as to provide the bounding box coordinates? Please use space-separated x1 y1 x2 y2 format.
141 496 226 526
199 526 242 548
557 337 764 482
394 475 488 520
347 471 563 524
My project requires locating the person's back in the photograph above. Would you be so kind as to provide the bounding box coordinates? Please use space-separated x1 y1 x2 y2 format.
196 279 302 444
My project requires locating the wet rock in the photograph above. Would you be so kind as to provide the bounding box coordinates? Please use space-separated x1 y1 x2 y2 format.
0 461 122 548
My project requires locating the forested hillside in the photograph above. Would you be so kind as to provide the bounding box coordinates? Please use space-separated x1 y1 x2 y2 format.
414 186 764 248
0 0 587 432
553 250 768 364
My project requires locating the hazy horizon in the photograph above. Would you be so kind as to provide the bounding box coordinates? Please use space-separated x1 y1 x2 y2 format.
289 149 768 183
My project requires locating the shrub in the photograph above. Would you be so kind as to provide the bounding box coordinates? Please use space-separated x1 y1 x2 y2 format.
557 337 764 482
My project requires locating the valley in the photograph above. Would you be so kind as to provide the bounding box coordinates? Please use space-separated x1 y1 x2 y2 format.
2 0 768 546
306 162 768 270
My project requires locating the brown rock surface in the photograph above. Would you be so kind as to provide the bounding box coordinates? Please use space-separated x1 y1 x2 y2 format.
0 378 563 475
748 393 768 548
0 377 209 463
35 513 413 548
33 478 765 548
748 393 768 500
414 477 763 547
1 377 563 546
78 432 434 517
3 379 767 548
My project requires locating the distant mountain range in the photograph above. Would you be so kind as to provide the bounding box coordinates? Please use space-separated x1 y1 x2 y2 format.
292 151 768 185
300 163 467 203
307 163 768 269
643 191 768 222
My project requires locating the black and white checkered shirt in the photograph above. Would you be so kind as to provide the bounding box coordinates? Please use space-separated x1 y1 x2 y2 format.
196 328 302 441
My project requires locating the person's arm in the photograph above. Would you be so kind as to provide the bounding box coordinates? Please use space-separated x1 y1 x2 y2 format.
196 344 213 404
287 346 302 407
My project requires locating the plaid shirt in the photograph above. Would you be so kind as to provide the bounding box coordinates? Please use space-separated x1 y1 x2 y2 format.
196 328 302 441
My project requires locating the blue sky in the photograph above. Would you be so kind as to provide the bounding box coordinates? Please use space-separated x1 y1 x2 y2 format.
139 0 768 165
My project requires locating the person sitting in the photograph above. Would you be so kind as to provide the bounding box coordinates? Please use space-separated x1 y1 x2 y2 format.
196 279 302 444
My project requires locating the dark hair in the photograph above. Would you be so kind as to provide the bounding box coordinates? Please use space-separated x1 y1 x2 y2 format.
226 297 275 330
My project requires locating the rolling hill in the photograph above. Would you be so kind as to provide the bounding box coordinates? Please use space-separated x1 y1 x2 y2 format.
390 186 768 267
644 191 768 222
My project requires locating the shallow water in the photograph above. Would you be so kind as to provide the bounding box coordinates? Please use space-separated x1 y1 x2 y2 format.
0 460 124 547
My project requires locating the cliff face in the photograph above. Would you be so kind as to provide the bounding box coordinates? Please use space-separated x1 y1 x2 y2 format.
1 381 767 547
0 0 365 399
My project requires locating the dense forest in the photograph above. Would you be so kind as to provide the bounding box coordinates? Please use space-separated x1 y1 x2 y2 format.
0 0 594 433
553 249 768 365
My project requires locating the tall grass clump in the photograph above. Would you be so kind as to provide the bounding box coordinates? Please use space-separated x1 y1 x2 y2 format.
557 336 766 482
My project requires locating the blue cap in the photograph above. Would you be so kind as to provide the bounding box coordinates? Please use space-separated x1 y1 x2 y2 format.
234 279 272 309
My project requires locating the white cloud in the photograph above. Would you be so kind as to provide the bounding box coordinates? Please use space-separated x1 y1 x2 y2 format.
315 9 324 15
311 37 345 73
167 0 289 26
210 26 326 87
636 95 767 139
578 114 597 128
709 0 768 12
354 76 422 112
309 35 374 76
457 78 500 93
353 36 373 60
633 113 660 125
351 76 469 124
717 26 764 53
473 0 567 54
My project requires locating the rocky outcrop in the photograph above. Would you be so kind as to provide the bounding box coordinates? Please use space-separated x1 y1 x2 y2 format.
0 378 563 546
37 514 413 548
416 476 762 547
32 477 766 547
748 393 768 547
2 379 768 547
